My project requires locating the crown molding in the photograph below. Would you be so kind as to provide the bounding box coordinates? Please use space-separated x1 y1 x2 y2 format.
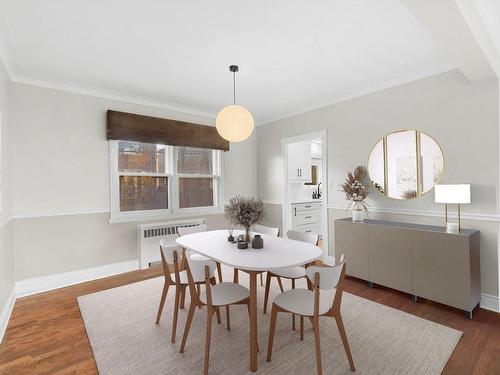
10 73 217 119
257 62 456 126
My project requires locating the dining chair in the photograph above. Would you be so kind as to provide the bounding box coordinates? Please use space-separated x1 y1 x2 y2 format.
180 255 252 375
263 230 319 331
155 239 219 343
178 224 224 283
267 255 355 375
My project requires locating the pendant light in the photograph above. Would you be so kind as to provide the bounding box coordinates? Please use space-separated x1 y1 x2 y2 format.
216 65 254 142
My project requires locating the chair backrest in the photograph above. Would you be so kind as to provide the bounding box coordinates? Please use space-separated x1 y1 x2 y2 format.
286 230 319 245
335 254 344 266
306 256 344 291
253 224 279 237
177 224 208 237
159 239 183 284
159 239 182 263
186 257 216 283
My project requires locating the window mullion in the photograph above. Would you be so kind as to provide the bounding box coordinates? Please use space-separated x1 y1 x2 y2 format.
167 145 174 212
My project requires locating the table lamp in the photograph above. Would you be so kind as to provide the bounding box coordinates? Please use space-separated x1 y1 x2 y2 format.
435 184 471 233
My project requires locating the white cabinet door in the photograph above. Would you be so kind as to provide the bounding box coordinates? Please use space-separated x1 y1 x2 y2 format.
288 142 312 181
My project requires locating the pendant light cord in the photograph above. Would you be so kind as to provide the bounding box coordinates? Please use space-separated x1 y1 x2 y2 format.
233 70 236 105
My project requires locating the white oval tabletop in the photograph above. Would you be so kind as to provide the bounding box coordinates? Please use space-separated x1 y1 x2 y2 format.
175 229 322 271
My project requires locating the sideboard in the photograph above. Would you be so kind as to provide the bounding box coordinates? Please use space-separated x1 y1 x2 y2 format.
334 218 481 318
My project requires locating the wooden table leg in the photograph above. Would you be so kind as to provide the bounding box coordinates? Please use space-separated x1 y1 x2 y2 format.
249 272 258 372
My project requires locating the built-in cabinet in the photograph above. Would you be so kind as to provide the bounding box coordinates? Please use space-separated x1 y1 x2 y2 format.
335 218 481 317
291 202 322 236
288 142 312 181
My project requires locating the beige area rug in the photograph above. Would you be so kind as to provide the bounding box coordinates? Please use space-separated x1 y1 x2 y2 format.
78 266 462 375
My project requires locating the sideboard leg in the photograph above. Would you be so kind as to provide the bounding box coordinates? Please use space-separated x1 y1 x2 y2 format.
367 281 373 288
412 295 418 302
465 310 473 320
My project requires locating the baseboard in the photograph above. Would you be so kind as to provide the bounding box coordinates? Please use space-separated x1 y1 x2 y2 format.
480 293 500 312
0 285 16 343
15 260 139 298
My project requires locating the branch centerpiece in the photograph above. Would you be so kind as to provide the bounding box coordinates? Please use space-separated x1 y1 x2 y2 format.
224 195 265 242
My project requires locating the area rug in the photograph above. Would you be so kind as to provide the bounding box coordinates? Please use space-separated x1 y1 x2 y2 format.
78 266 462 375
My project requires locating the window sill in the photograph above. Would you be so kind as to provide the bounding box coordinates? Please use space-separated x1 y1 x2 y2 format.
108 208 224 224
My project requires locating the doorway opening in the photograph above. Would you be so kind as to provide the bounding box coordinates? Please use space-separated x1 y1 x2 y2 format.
281 130 328 260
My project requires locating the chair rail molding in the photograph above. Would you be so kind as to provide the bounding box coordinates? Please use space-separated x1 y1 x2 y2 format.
261 200 284 205
13 209 110 220
327 204 500 223
0 214 13 229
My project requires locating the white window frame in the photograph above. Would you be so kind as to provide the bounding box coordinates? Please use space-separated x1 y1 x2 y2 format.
109 140 224 223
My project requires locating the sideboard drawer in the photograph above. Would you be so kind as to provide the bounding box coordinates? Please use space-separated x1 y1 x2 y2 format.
369 245 413 293
369 225 411 252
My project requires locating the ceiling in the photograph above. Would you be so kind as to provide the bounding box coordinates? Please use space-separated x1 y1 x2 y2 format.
0 0 474 124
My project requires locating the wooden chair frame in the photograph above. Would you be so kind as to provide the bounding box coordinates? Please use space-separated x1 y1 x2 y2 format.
177 226 224 284
266 263 355 375
179 254 254 375
155 245 218 343
263 232 319 329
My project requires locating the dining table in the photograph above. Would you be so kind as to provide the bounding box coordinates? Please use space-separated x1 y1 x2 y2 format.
176 229 323 372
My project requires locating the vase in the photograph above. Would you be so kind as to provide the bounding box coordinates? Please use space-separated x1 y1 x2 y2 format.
244 226 251 242
252 235 264 249
352 201 364 222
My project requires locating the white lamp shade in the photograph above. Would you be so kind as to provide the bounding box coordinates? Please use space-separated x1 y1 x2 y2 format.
216 104 254 142
435 184 471 204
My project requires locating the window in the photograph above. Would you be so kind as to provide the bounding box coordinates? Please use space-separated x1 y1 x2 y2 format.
110 141 222 222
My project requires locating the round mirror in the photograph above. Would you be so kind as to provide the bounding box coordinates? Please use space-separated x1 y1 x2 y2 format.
367 130 444 200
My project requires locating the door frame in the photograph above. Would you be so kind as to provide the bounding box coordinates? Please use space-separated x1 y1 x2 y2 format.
281 130 329 260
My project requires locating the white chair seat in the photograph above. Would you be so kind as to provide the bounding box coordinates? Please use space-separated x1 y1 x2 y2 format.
272 266 306 279
274 288 334 316
189 253 210 261
200 282 249 306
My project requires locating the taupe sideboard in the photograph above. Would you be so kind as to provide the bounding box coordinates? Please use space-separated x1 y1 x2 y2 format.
334 218 481 318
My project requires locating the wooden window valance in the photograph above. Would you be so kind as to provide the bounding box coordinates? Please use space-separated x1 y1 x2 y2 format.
106 110 229 151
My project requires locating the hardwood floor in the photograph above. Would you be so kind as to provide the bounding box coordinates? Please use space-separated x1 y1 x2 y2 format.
0 267 499 374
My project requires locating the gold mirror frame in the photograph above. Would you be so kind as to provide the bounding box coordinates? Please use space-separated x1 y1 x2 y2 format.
367 129 444 200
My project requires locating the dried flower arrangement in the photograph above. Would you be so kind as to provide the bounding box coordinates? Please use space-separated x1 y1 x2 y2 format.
339 166 370 212
224 195 265 241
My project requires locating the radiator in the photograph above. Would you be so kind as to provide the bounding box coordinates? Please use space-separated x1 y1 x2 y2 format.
137 218 206 269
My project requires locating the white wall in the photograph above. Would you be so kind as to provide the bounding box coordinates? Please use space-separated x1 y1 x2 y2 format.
11 83 257 280
257 70 500 300
0 59 14 339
